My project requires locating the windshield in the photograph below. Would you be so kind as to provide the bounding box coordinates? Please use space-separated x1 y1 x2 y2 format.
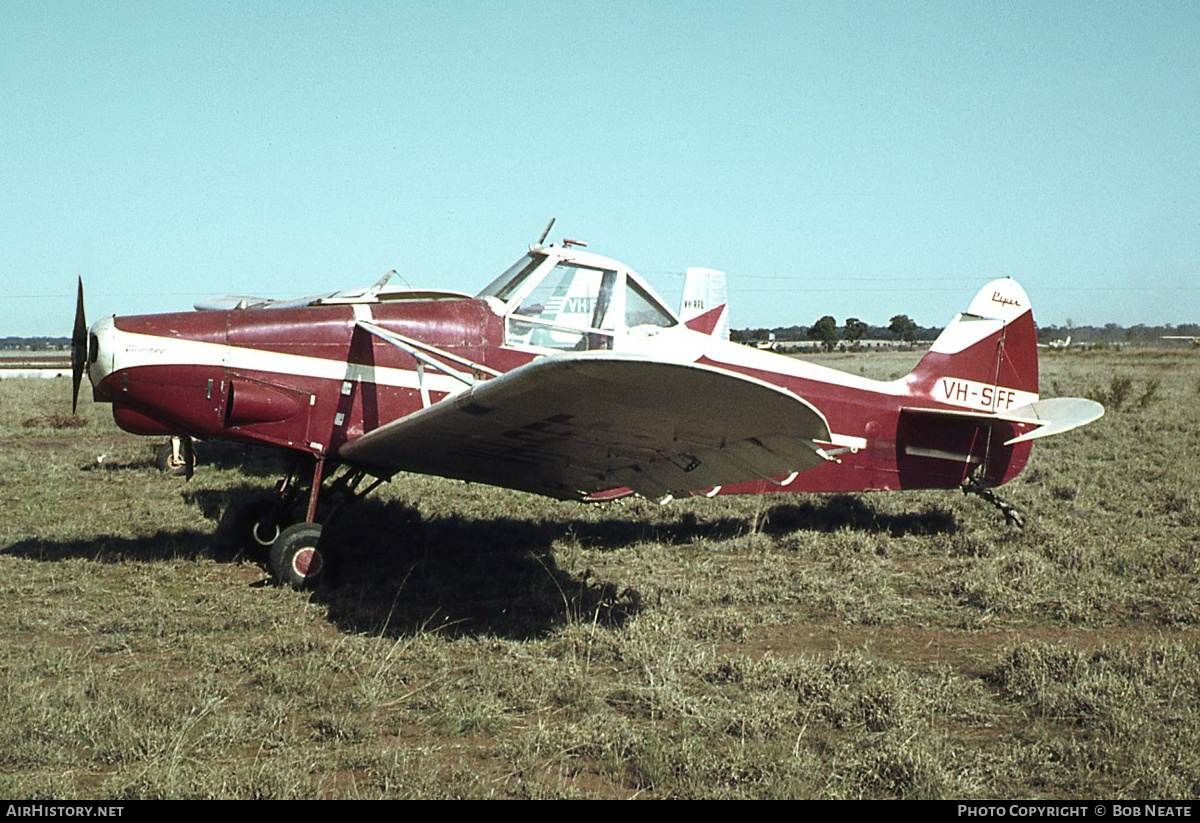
480 248 680 351
475 253 546 302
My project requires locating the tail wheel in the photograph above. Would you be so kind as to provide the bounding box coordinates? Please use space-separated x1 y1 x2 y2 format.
269 523 326 590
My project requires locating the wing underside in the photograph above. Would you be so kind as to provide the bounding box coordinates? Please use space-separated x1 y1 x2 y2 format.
338 354 832 500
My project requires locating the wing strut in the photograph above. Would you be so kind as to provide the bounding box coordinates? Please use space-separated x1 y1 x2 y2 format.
355 320 501 402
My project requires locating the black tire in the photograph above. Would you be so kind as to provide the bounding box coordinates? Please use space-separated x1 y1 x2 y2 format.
154 440 189 476
269 523 326 590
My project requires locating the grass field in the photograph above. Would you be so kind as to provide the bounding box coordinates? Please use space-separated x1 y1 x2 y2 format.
1 348 1198 799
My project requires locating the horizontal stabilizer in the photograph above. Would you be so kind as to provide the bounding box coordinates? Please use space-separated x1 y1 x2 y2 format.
998 398 1105 444
903 397 1104 445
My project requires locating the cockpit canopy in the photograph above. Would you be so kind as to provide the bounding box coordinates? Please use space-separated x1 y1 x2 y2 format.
477 245 678 352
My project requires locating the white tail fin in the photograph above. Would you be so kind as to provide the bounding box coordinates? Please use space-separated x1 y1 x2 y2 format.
680 267 729 339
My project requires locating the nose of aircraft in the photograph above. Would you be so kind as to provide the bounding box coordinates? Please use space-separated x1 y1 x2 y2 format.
84 315 119 400
71 279 120 410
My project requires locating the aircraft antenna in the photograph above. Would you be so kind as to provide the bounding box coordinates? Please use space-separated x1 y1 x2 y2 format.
536 218 555 246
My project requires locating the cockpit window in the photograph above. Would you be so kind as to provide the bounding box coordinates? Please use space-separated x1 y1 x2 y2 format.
475 253 546 303
514 263 616 327
506 262 618 350
626 279 677 329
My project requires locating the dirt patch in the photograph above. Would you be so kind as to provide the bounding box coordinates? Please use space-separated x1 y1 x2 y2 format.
23 413 88 429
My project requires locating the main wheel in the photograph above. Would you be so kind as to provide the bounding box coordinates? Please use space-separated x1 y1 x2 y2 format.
269 523 326 591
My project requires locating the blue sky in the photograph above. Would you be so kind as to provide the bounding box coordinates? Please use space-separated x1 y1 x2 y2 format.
3 1 1197 336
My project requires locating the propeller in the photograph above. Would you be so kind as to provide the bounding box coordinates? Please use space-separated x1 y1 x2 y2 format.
71 277 87 413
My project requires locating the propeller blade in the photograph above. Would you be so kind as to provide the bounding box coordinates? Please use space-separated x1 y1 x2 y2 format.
71 277 87 413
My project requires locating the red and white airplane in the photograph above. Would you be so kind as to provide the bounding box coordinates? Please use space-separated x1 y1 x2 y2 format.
72 232 1103 589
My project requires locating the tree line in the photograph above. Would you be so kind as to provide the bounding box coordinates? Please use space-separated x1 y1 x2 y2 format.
730 319 1200 352
1035 322 1200 345
731 315 937 351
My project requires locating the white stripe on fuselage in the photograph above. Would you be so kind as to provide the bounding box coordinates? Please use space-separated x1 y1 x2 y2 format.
699 336 910 396
695 323 1039 408
931 376 1037 413
91 319 467 397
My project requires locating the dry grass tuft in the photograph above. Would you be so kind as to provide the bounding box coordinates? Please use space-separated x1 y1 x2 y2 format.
22 413 89 429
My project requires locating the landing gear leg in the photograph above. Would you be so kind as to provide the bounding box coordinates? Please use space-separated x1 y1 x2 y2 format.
227 455 388 590
961 470 1026 529
267 456 329 591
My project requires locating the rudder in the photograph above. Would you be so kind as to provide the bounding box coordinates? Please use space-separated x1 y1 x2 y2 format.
904 278 1040 414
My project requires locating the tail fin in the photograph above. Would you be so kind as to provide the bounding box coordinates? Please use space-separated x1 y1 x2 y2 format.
680 267 729 339
904 278 1040 413
898 278 1103 491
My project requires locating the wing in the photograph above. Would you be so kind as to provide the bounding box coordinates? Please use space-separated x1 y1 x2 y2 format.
338 353 833 500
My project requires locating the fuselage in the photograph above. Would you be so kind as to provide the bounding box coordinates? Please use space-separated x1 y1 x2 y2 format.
85 243 1039 500
87 299 1032 498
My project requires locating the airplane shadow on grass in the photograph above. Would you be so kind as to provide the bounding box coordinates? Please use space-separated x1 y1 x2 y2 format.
3 490 957 641
275 491 956 639
754 494 959 538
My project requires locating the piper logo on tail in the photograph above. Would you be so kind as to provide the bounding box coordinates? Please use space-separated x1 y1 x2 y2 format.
938 377 1038 412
